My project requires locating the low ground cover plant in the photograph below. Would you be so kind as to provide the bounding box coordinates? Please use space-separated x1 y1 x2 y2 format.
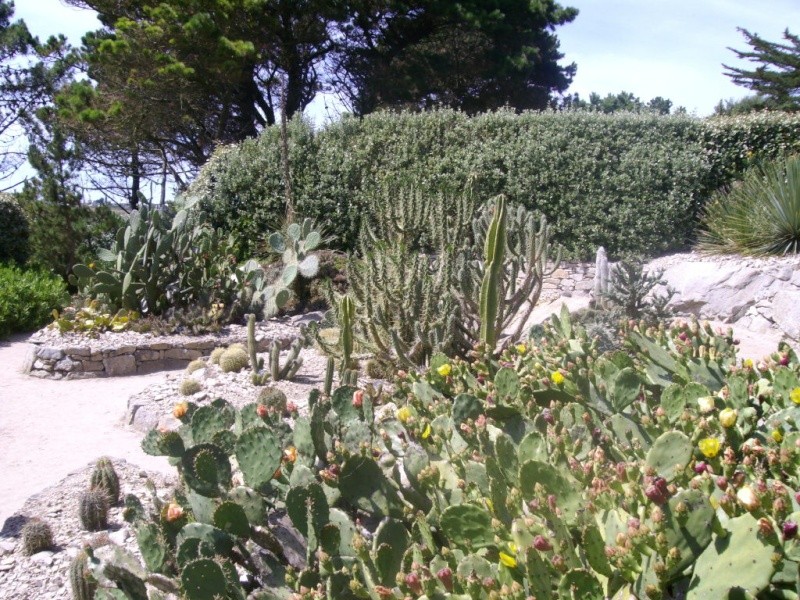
79 305 800 599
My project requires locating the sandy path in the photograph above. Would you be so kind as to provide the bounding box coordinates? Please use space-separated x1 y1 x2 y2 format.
0 334 174 527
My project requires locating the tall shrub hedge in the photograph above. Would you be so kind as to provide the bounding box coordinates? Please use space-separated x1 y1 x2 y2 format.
189 109 800 259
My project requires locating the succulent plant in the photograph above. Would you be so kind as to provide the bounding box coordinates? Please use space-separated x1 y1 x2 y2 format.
185 359 206 374
218 345 249 373
209 347 225 364
69 548 97 600
21 518 53 555
179 378 202 396
79 488 109 531
90 457 121 506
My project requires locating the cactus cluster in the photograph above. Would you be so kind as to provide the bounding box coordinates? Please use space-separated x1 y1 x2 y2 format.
264 218 324 316
321 193 560 368
84 307 800 599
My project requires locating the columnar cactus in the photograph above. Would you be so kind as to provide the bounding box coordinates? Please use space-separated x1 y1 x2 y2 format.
69 548 97 600
593 246 609 308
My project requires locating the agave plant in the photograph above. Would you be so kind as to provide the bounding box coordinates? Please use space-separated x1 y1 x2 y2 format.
697 154 800 256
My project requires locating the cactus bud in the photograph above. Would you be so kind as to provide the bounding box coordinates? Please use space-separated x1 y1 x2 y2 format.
352 390 364 408
783 520 798 540
165 502 184 522
437 567 453 591
404 573 422 596
719 408 737 428
173 402 189 419
737 486 760 511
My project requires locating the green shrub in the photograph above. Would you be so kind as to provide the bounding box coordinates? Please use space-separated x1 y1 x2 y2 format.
191 109 800 260
19 198 124 280
697 154 800 256
0 194 30 265
0 265 67 338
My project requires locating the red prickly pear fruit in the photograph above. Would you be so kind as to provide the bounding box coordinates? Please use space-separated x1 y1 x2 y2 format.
437 567 453 591
645 477 670 505
783 520 798 540
256 404 269 418
694 462 709 475
352 390 364 408
405 573 422 595
533 535 553 551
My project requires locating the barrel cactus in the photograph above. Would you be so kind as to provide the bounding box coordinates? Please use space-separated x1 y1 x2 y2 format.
21 518 53 555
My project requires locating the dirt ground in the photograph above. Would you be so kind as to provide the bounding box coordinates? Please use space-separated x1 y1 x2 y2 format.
0 333 174 528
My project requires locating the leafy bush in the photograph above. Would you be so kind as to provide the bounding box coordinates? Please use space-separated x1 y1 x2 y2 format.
0 193 30 265
0 265 67 338
86 309 800 599
697 154 800 256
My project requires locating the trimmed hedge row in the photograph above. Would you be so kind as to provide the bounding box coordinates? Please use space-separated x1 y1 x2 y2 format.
189 109 800 260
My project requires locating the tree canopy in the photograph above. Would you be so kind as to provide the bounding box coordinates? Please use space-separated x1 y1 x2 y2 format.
724 28 800 111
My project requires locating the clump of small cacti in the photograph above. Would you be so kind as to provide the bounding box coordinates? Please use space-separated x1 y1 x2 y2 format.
209 346 226 364
179 378 202 396
21 518 54 555
185 358 206 374
79 488 109 531
69 547 97 600
89 457 120 505
219 344 249 373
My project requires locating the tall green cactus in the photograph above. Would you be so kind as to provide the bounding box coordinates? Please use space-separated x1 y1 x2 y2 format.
479 195 506 350
247 313 269 385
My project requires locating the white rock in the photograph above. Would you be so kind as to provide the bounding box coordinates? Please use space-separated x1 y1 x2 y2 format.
29 550 54 565
109 528 128 546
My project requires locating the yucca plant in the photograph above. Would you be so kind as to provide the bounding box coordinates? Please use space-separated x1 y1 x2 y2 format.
697 154 800 256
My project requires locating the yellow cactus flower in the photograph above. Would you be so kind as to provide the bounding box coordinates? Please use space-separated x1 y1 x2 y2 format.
743 358 754 369
437 363 452 377
172 402 189 419
791 387 800 405
771 429 783 443
698 437 721 458
697 396 715 414
397 406 412 423
421 424 432 439
516 343 527 354
551 371 565 385
283 446 298 463
718 408 737 428
499 552 517 568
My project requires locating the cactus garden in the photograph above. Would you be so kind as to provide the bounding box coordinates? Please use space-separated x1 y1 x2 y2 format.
63 305 799 600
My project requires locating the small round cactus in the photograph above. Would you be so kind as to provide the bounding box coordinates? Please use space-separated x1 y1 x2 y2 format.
69 548 97 600
179 378 202 396
185 358 206 374
209 347 226 365
21 518 53 555
90 457 120 505
257 386 288 413
79 488 109 531
219 346 249 373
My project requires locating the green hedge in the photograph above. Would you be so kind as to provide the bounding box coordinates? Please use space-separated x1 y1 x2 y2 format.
0 265 67 338
189 109 800 259
0 193 30 265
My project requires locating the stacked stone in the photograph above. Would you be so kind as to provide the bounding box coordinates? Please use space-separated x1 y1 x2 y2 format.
541 261 597 302
24 320 303 380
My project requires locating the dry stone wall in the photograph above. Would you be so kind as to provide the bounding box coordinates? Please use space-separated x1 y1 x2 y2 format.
23 318 309 380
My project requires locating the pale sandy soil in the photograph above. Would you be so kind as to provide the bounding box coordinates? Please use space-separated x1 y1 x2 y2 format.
0 333 174 529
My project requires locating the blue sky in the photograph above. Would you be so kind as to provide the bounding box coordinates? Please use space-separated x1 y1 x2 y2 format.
14 0 800 118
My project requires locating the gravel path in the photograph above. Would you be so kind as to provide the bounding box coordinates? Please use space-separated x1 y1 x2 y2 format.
0 334 174 528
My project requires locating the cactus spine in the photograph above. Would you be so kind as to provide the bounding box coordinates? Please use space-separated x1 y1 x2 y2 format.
79 488 109 531
90 457 120 505
479 195 506 350
21 518 53 555
69 548 97 600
